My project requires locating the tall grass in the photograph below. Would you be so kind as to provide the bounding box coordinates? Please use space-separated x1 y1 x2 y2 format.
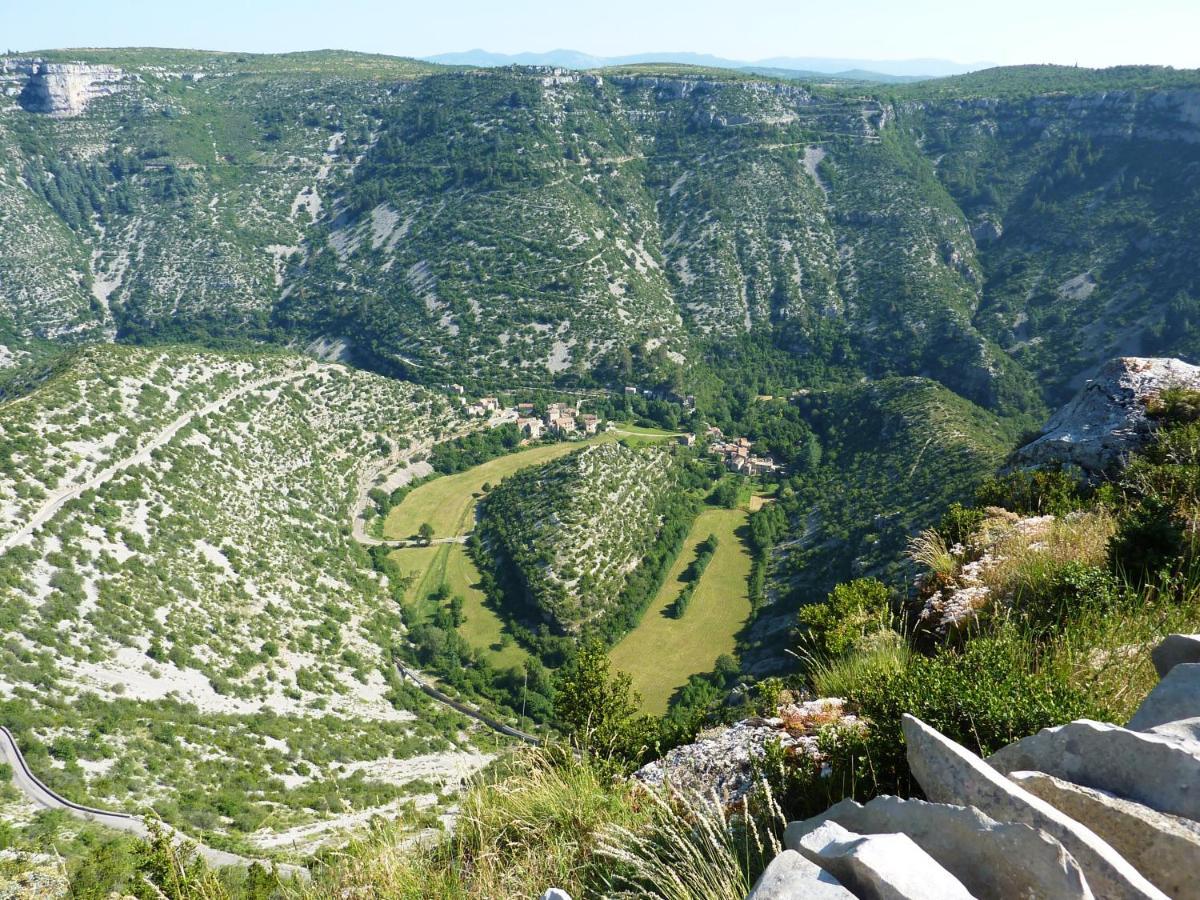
297 748 764 900
598 786 784 900
807 633 912 699
907 529 956 580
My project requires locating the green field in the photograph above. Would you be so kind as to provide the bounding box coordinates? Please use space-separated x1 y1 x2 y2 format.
608 503 755 715
386 433 640 541
388 540 530 670
386 426 677 669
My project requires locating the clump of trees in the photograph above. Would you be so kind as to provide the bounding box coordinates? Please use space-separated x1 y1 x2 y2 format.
668 534 719 618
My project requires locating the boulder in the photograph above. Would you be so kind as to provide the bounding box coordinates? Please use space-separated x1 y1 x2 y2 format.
1012 357 1200 476
988 719 1200 822
1145 716 1200 744
902 715 1166 900
787 795 1093 900
1012 771 1200 900
747 849 854 899
791 820 975 900
1128 664 1200 732
1151 635 1200 679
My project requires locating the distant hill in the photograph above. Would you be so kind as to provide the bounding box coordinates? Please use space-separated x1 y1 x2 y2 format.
422 48 990 81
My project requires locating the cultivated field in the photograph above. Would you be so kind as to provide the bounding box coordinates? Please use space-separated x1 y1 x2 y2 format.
608 503 754 714
384 426 677 669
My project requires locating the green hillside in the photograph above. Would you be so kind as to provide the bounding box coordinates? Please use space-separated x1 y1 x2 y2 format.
1 52 1197 409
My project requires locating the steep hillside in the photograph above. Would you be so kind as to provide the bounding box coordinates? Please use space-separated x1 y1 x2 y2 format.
742 377 1014 670
0 344 496 853
477 440 687 635
2 53 1198 411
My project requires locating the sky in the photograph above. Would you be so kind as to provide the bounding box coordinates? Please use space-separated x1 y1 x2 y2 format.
3 0 1197 70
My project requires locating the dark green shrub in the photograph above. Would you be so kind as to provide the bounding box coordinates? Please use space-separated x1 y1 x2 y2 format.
797 578 893 658
1010 561 1120 638
935 502 984 547
975 467 1087 515
842 637 1096 798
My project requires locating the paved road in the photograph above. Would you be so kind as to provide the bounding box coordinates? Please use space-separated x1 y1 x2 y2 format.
0 727 307 880
395 664 543 747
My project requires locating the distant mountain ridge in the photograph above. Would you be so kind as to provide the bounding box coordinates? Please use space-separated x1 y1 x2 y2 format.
422 48 993 81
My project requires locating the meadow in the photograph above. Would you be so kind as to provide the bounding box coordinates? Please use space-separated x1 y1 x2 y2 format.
384 425 679 671
608 502 755 714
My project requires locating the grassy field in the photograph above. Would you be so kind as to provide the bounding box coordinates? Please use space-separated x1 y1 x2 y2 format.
386 426 677 670
608 503 755 715
388 540 530 670
383 432 666 541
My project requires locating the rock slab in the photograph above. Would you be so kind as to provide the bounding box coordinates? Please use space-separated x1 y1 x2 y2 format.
788 794 1093 900
988 719 1200 822
1012 770 1200 900
1013 357 1200 476
902 714 1166 900
792 820 975 900
1128 663 1200 732
747 849 854 899
1150 634 1200 679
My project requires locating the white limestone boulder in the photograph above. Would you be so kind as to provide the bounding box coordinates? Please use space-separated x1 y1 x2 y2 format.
988 719 1200 821
747 849 854 899
791 820 975 900
1145 716 1200 744
1012 771 1200 900
902 715 1166 900
1150 634 1200 679
1128 664 1200 732
787 795 1093 899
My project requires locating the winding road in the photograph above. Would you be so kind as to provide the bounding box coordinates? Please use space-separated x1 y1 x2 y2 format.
394 664 544 747
0 726 307 879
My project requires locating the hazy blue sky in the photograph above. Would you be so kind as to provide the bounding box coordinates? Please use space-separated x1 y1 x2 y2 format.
4 0 1197 69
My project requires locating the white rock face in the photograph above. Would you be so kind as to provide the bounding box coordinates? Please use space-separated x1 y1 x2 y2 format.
16 61 125 116
1014 357 1200 475
1012 771 1200 900
902 715 1167 900
1128 664 1200 732
747 849 854 899
1150 634 1200 679
987 720 1200 822
792 820 975 900
789 795 1093 900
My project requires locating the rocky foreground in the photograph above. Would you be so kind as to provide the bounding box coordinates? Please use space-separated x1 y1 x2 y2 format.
747 633 1200 899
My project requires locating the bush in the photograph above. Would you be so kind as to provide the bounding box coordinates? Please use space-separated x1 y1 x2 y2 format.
840 636 1097 798
975 467 1088 515
797 578 894 658
936 502 984 547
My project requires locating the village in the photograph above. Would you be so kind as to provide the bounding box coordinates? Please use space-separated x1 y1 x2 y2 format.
448 384 783 477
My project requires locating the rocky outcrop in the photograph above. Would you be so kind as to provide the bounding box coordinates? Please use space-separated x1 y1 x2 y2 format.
902 715 1165 900
1013 357 1200 476
1012 771 1200 900
747 633 1200 900
747 850 854 899
788 795 1093 900
791 821 975 899
634 699 863 802
5 59 126 116
987 720 1200 822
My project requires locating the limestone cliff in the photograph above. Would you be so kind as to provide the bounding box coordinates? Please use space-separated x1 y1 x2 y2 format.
1014 357 1200 476
5 58 126 116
